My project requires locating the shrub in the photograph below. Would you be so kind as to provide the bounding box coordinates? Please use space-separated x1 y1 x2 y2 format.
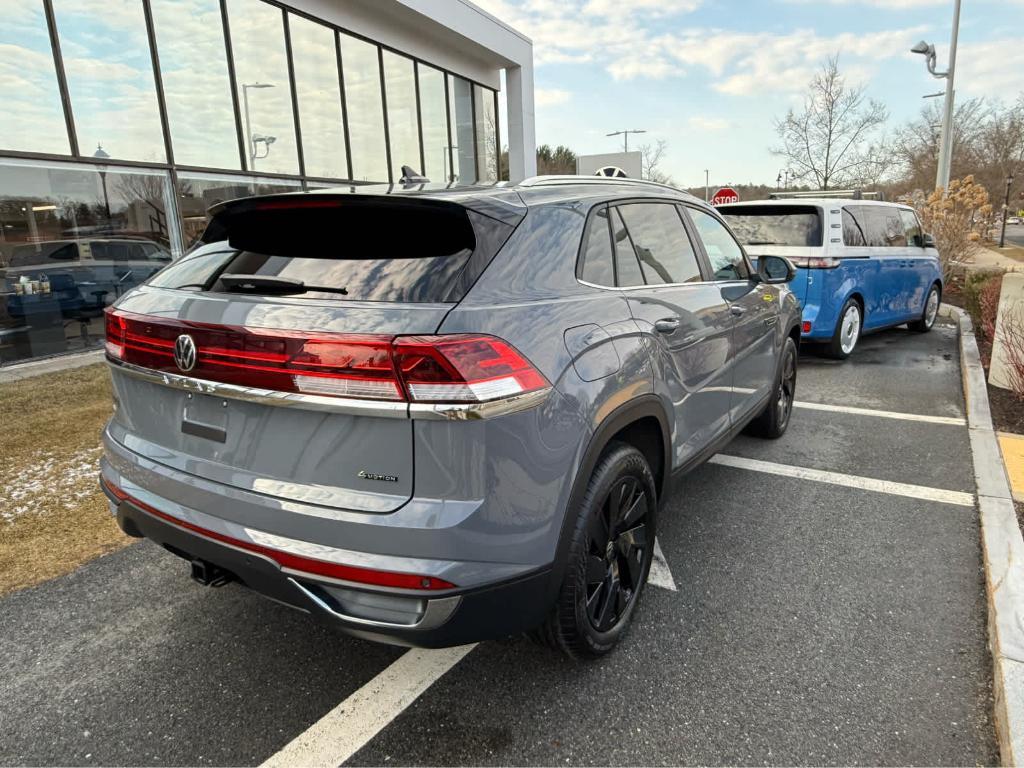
913 175 994 283
964 270 1004 345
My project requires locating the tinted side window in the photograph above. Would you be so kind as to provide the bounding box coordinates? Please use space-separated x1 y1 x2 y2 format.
842 209 867 246
579 206 615 286
844 205 890 247
610 207 644 287
881 209 907 247
899 209 923 246
617 203 701 285
688 208 750 280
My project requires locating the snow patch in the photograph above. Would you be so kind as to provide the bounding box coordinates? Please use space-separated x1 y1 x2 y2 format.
1 447 103 523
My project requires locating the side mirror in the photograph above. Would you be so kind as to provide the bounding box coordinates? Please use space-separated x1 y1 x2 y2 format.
757 254 796 284
921 233 936 249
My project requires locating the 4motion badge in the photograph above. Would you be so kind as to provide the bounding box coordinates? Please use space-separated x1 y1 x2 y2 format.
358 470 399 483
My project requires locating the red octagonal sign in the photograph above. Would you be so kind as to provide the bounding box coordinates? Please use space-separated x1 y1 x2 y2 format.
711 187 739 206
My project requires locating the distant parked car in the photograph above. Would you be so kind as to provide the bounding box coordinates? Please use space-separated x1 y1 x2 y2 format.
720 199 942 358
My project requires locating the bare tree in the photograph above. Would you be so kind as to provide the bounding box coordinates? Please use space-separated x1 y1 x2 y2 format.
773 55 889 190
639 139 674 184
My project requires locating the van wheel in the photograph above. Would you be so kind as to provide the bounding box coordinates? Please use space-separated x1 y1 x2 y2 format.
827 298 861 359
747 336 797 439
909 284 941 332
533 442 656 658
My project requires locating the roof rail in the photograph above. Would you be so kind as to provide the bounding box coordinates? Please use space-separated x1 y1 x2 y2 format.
768 189 884 201
518 175 690 196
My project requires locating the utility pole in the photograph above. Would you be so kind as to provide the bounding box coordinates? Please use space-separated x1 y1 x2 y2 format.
606 129 646 153
704 169 710 202
937 0 961 191
1000 174 1015 248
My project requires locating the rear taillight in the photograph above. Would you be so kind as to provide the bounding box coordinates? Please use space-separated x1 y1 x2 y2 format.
789 256 840 269
104 309 549 405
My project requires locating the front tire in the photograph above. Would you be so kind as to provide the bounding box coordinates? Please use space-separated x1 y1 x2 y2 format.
534 442 657 658
909 284 941 332
827 298 862 359
748 336 797 439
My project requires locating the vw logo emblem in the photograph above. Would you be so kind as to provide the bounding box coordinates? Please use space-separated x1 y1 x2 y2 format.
173 334 197 372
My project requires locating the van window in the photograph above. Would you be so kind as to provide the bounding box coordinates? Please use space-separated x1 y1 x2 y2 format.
9 241 80 267
579 206 616 286
844 206 907 248
900 209 923 247
688 208 749 281
616 203 701 285
720 204 822 247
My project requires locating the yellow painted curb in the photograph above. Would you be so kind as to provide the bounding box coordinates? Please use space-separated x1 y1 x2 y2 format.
998 432 1024 501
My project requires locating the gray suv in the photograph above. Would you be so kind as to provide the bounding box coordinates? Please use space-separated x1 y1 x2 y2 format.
99 177 801 657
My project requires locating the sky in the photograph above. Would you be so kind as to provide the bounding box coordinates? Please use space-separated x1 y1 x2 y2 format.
477 0 1024 189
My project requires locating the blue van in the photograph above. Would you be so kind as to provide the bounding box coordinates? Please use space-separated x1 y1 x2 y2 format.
719 198 942 358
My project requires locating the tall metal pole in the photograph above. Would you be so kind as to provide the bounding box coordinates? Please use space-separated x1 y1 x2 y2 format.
242 84 253 169
704 169 709 202
1000 175 1015 249
936 0 961 192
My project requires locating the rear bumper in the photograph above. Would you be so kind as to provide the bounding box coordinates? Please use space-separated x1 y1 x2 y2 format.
104 482 552 647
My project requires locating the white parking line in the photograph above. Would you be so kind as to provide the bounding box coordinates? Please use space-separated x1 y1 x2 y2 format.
262 644 476 768
709 454 975 507
793 400 966 426
649 538 677 591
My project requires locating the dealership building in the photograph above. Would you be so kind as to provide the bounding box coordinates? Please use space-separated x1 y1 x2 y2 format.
0 0 535 365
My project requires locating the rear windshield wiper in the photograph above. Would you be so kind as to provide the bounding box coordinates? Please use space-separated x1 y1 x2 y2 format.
219 274 348 295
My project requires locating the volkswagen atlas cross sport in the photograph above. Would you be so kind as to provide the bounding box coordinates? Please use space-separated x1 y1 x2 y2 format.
99 177 802 658
719 197 942 358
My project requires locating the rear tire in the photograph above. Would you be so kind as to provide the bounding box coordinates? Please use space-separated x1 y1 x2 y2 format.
747 336 797 439
533 442 657 659
909 284 941 332
827 298 862 359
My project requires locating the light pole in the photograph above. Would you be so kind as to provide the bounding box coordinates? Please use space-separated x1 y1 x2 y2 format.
1000 174 1015 249
910 0 961 192
242 82 275 168
92 143 111 220
606 129 646 153
704 169 710 202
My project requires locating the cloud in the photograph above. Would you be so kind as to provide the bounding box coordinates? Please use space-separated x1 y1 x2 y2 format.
687 116 732 131
956 38 1024 100
535 87 571 107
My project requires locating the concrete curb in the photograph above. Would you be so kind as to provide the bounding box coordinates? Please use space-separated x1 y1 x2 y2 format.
948 304 1024 765
0 349 104 384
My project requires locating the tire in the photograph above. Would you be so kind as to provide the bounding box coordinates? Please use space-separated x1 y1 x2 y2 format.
827 298 862 359
533 442 657 659
747 336 798 439
909 283 941 332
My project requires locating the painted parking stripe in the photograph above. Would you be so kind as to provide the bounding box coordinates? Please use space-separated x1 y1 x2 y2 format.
709 454 975 507
649 537 677 591
262 644 476 768
793 400 966 426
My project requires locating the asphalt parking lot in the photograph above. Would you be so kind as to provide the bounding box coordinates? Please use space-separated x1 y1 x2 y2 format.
0 318 997 766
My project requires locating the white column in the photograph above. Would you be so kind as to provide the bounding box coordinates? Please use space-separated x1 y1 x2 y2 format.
504 61 536 180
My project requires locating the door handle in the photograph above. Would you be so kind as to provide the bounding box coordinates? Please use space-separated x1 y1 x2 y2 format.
764 316 778 328
730 305 746 316
654 318 680 334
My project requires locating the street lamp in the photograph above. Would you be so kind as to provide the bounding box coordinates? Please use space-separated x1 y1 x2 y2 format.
242 82 275 168
606 128 646 153
92 143 111 220
776 169 789 191
910 0 961 193
1000 174 1015 249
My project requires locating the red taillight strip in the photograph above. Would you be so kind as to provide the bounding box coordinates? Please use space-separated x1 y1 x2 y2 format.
101 477 455 591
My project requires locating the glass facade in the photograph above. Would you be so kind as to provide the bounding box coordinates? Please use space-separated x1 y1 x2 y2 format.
0 0 501 366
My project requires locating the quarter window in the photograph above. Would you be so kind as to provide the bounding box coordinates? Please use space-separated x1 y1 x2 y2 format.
688 208 749 280
842 209 867 246
579 206 615 286
616 203 701 285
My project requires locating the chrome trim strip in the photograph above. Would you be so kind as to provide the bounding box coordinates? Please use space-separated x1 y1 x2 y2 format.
108 359 408 418
107 359 550 420
288 577 462 630
407 387 551 420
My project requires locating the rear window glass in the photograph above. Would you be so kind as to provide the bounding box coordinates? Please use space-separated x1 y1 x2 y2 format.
721 205 822 247
153 198 508 304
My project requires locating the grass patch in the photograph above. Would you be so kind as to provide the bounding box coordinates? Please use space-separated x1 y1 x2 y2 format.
0 364 130 596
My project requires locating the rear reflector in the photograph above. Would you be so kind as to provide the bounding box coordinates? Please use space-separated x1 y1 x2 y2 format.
802 321 812 333
104 308 548 405
101 477 455 590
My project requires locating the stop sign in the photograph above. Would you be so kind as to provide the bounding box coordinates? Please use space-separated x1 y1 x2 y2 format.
711 187 739 206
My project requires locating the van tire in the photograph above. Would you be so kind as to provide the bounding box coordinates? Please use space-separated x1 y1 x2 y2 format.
532 442 656 658
827 298 862 359
747 336 797 439
909 284 941 333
